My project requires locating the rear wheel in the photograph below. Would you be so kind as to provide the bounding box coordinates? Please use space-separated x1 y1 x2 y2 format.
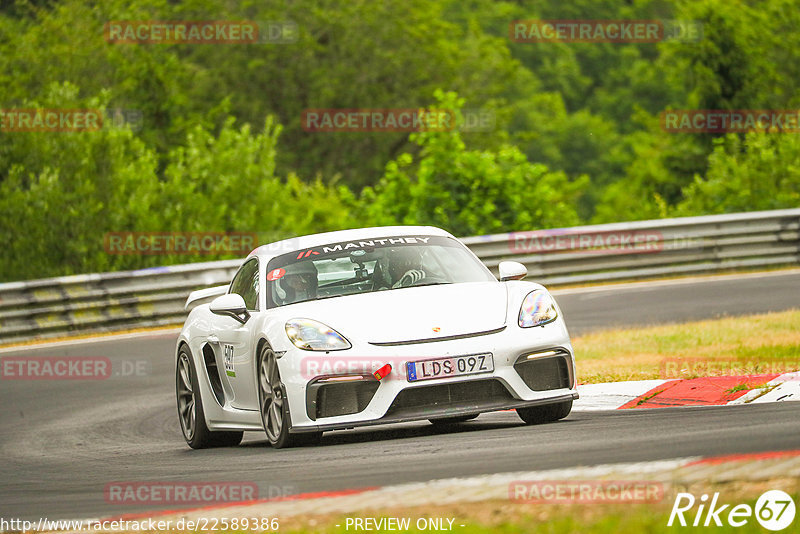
258 344 322 448
429 414 479 426
516 400 572 425
176 347 243 449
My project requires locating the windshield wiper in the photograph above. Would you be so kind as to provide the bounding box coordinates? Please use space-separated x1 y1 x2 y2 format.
405 281 451 288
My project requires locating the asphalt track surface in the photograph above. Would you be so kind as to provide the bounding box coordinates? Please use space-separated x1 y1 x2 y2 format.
1 270 799 520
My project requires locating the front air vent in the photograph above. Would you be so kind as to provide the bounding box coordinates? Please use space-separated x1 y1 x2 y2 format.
306 378 380 420
514 352 571 391
202 343 225 405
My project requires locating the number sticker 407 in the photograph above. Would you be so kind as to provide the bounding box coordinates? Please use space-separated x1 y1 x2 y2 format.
223 344 236 377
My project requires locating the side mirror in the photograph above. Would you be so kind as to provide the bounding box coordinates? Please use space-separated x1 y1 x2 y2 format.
209 293 250 324
498 261 527 281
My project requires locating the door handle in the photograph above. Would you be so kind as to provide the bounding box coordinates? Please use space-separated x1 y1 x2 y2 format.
207 334 220 344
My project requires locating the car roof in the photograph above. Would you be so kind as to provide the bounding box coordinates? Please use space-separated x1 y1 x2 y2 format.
246 225 455 262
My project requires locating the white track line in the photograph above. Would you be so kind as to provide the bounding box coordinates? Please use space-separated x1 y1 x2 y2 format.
0 327 181 354
574 380 669 410
728 372 800 405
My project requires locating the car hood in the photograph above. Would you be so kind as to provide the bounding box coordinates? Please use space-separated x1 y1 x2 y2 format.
277 282 508 344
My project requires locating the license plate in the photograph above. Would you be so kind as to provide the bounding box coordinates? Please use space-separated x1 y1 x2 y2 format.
406 353 493 382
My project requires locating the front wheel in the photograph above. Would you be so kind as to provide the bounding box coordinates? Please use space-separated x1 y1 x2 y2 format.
176 347 243 449
516 400 572 425
258 344 321 448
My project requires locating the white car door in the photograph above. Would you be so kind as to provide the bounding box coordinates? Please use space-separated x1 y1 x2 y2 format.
211 257 260 411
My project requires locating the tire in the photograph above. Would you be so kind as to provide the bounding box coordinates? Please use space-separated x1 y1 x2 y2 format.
516 400 572 425
429 414 479 425
258 344 322 449
176 347 243 449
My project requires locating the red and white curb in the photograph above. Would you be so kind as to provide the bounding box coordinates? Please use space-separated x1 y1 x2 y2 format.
574 372 800 410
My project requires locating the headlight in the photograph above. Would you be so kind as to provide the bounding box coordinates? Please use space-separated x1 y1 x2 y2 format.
285 319 351 351
518 290 558 328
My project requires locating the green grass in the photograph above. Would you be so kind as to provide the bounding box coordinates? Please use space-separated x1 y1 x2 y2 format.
725 383 751 394
572 309 800 383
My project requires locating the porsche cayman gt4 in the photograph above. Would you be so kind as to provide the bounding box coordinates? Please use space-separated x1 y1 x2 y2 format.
176 226 578 448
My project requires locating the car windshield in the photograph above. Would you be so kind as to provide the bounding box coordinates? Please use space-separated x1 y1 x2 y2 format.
265 235 495 307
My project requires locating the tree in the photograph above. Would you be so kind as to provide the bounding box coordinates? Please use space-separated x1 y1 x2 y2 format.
360 92 586 236
677 133 800 215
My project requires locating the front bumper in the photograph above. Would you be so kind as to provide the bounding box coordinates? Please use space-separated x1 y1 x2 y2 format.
279 320 578 433
296 390 578 433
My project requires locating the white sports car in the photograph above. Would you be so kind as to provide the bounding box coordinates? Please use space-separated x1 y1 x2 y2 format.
176 226 578 448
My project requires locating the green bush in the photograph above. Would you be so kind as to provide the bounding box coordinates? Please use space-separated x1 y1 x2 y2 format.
0 85 354 281
360 91 586 236
677 133 800 215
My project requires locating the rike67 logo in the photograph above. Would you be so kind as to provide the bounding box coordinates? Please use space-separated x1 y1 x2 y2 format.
669 490 796 531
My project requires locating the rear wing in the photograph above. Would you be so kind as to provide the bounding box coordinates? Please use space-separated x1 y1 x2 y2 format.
185 284 229 310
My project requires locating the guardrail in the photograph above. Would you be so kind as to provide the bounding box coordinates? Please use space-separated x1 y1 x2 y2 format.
463 208 800 285
1 209 798 344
